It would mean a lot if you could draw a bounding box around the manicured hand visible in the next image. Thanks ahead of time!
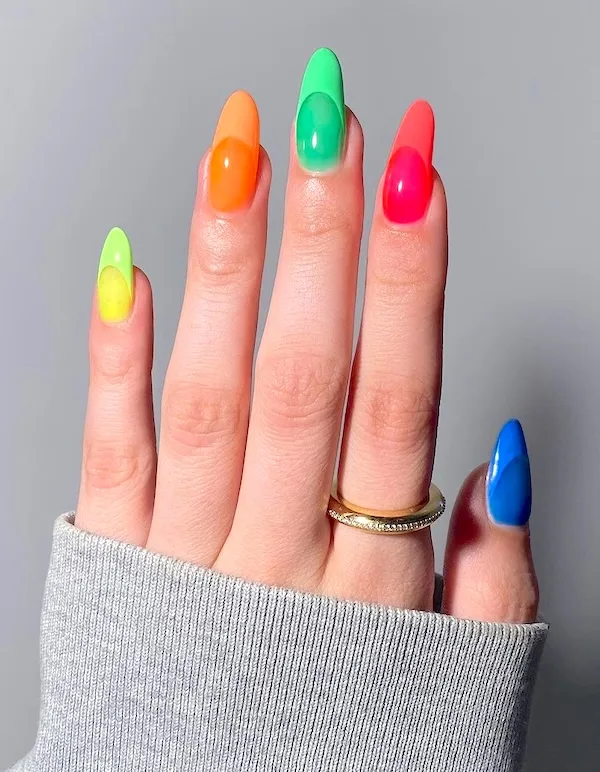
[78,49,538,623]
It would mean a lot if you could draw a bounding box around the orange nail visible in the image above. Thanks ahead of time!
[208,91,260,212]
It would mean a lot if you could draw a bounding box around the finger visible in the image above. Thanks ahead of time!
[443,420,539,623]
[338,101,445,511]
[218,50,363,584]
[76,229,156,546]
[328,102,445,609]
[148,92,268,565]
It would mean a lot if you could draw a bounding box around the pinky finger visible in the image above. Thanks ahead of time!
[76,228,156,546]
[442,420,539,623]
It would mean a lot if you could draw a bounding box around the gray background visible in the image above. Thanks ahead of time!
[1,1,598,769]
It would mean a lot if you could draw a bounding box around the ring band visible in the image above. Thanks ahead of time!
[327,483,445,534]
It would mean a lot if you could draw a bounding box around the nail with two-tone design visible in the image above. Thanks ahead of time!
[97,227,134,323]
[208,90,260,212]
[296,48,346,172]
[383,100,435,224]
[486,419,532,527]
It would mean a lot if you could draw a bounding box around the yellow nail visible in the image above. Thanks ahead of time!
[97,227,134,323]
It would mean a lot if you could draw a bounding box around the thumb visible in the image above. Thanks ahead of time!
[442,419,539,623]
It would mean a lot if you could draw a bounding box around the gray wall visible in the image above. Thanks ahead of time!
[1,1,598,769]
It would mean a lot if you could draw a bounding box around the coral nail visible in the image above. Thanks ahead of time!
[97,227,134,324]
[382,100,435,224]
[295,48,346,172]
[209,90,260,212]
[486,419,532,527]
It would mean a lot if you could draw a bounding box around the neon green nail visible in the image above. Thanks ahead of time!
[295,48,346,172]
[97,227,134,323]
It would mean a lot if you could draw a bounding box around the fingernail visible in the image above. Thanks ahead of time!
[209,90,260,212]
[382,100,435,224]
[486,419,532,527]
[296,48,345,172]
[97,227,134,324]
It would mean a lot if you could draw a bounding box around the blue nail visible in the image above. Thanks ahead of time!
[486,419,532,526]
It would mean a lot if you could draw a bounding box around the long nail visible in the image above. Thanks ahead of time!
[209,90,260,212]
[486,419,532,527]
[382,100,435,224]
[296,48,345,172]
[97,227,134,324]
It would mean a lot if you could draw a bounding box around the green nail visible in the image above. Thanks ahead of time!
[97,227,134,323]
[296,48,345,172]
[97,227,133,293]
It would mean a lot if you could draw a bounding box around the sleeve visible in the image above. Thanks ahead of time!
[8,513,548,772]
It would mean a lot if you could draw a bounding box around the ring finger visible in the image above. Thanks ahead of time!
[330,101,448,608]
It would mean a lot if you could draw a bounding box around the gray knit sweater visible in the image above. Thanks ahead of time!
[8,514,548,771]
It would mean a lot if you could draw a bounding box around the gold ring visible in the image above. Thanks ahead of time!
[327,483,445,534]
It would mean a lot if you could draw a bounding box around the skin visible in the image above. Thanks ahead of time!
[77,111,539,623]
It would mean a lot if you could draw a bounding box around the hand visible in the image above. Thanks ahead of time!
[76,50,538,623]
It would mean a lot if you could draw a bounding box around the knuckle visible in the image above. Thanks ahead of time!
[189,217,249,283]
[372,231,445,300]
[474,570,539,623]
[288,216,349,250]
[286,181,357,253]
[83,439,151,492]
[91,343,135,386]
[162,381,243,451]
[355,378,437,455]
[256,351,346,432]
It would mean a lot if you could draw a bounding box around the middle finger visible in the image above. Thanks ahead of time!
[218,50,363,585]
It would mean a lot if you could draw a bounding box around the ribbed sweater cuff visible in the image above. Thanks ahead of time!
[15,514,548,772]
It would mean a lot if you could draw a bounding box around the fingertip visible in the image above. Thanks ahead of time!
[196,143,272,218]
[344,108,365,164]
[379,100,438,227]
[290,102,364,177]
[256,145,273,192]
[427,170,448,228]
[91,263,153,334]
[447,463,489,550]
[208,90,261,213]
[287,107,364,192]
[96,227,133,325]
[89,265,154,397]
[132,266,153,306]
[443,461,539,624]
[487,418,532,528]
[295,48,346,173]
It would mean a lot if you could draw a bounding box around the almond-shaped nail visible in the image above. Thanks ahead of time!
[208,91,260,212]
[295,48,345,172]
[486,419,532,527]
[97,227,134,323]
[382,100,435,224]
